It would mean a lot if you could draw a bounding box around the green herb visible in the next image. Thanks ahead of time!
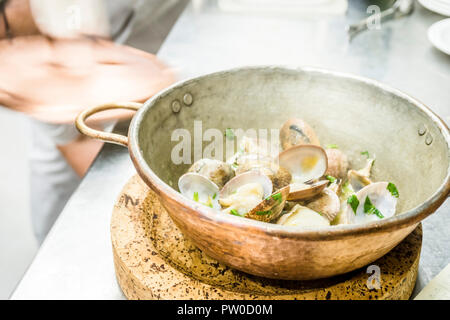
[225,128,235,139]
[212,193,217,200]
[387,183,399,198]
[204,196,214,208]
[363,196,384,219]
[230,209,241,216]
[193,191,199,202]
[271,192,282,204]
[256,210,272,216]
[361,151,370,158]
[347,195,360,215]
[326,144,339,149]
[326,175,337,185]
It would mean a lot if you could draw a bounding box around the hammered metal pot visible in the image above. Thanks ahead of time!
[76,66,450,280]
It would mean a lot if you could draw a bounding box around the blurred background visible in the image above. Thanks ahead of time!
[1,0,449,299]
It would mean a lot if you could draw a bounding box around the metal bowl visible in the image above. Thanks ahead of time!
[76,66,450,280]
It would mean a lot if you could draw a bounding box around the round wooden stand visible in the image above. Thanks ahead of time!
[111,175,421,300]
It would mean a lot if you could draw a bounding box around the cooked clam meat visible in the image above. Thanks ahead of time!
[277,204,330,228]
[220,182,266,217]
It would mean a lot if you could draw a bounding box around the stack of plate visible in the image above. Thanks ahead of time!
[428,18,450,55]
[419,0,450,16]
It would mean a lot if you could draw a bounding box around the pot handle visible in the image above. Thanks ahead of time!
[75,102,143,147]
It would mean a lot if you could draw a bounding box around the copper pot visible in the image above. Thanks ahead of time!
[76,66,450,280]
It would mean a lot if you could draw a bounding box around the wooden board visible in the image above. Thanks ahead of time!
[111,175,421,300]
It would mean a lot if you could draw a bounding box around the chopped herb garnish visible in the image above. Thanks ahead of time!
[347,195,360,215]
[361,151,370,158]
[204,196,213,208]
[225,128,235,139]
[193,191,199,202]
[256,210,272,216]
[212,193,217,200]
[326,175,337,185]
[387,183,399,198]
[230,209,241,216]
[271,192,282,204]
[363,196,384,219]
[326,144,339,149]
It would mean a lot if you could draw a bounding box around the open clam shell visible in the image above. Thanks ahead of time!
[246,185,290,223]
[219,171,273,200]
[347,158,375,192]
[235,158,291,191]
[345,181,398,224]
[178,172,220,209]
[287,180,328,201]
[188,158,235,189]
[278,145,328,201]
[304,188,341,222]
[278,145,328,183]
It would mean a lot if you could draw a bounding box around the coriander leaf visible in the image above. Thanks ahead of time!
[193,191,199,202]
[230,209,241,216]
[326,144,339,149]
[256,210,272,216]
[387,182,399,198]
[326,175,337,184]
[363,196,384,219]
[271,192,282,204]
[347,194,359,215]
[361,151,370,158]
[225,128,235,140]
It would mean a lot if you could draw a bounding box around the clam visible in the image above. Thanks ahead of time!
[280,118,320,150]
[347,158,375,192]
[246,186,290,222]
[219,171,273,200]
[325,148,349,179]
[188,158,235,189]
[277,204,330,228]
[219,171,273,218]
[345,181,398,224]
[178,172,220,209]
[304,188,341,222]
[219,171,289,222]
[235,157,291,190]
[278,145,328,201]
[287,180,328,201]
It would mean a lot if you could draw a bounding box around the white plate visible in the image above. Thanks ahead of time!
[419,0,450,16]
[428,18,450,55]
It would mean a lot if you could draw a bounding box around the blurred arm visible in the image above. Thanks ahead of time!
[0,0,39,38]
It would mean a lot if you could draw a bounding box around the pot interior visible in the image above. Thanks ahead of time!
[136,67,449,214]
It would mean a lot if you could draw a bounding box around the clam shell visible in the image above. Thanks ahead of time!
[188,158,235,189]
[304,188,340,222]
[178,172,220,209]
[219,171,273,200]
[278,145,328,184]
[325,148,349,179]
[246,186,290,222]
[235,158,291,190]
[279,118,320,150]
[287,180,328,201]
[345,181,398,224]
